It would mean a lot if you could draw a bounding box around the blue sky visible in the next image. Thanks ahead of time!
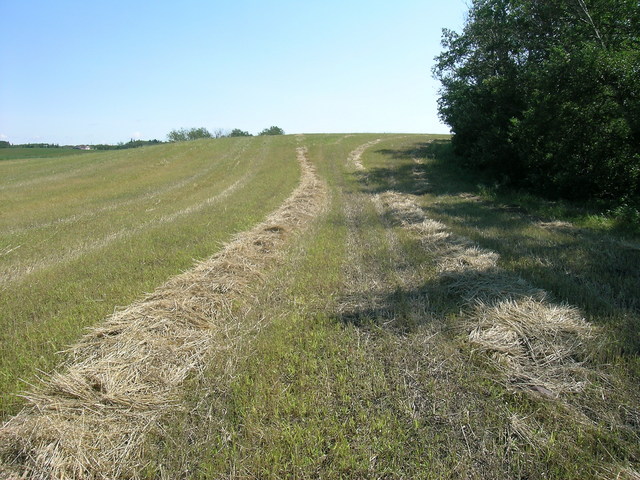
[0,0,467,145]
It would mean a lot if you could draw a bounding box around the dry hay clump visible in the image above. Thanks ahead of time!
[0,146,327,480]
[376,189,598,398]
[376,191,447,236]
[467,297,595,396]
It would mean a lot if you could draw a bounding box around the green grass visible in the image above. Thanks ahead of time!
[146,135,639,478]
[0,147,93,161]
[0,137,300,416]
[1,134,638,478]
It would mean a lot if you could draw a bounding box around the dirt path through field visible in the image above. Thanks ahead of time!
[0,145,328,479]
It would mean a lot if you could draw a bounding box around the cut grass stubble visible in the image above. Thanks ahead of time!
[0,146,328,479]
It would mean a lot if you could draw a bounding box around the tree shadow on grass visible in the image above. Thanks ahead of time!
[351,138,640,355]
[357,140,476,197]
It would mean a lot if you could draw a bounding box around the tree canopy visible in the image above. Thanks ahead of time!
[167,127,213,142]
[228,129,252,137]
[258,126,285,136]
[434,0,640,204]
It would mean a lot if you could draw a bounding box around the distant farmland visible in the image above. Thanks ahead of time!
[1,134,638,479]
[0,147,93,161]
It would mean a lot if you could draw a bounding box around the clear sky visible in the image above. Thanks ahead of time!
[0,0,467,145]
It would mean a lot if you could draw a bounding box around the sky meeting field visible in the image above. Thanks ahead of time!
[0,1,467,145]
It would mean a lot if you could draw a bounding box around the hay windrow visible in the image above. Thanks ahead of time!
[468,297,595,395]
[347,138,381,171]
[375,190,597,397]
[0,146,327,479]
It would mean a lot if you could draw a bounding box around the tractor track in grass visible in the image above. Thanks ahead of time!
[0,144,328,479]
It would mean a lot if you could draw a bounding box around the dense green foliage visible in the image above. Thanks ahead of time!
[434,0,640,206]
[259,125,285,136]
[228,128,253,137]
[167,127,213,142]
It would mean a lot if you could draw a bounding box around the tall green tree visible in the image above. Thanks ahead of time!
[228,128,252,137]
[434,0,640,202]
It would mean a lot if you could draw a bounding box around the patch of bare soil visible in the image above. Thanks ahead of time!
[0,146,327,479]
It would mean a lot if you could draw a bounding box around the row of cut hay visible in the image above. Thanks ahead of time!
[346,138,381,171]
[0,146,327,480]
[375,190,595,398]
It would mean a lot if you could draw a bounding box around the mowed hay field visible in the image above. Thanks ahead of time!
[1,134,639,479]
[0,137,299,416]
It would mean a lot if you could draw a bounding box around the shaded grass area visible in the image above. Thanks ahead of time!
[0,137,300,417]
[364,140,640,358]
[148,135,639,478]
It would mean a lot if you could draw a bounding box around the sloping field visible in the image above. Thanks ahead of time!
[0,137,300,416]
[1,134,639,478]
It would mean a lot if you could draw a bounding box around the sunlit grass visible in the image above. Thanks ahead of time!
[0,137,300,416]
[152,134,638,478]
[2,134,638,478]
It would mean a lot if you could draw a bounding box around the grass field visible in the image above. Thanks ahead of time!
[0,137,300,416]
[0,147,93,161]
[1,134,639,478]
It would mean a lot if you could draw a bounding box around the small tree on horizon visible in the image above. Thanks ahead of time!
[258,126,284,136]
[228,128,252,137]
[167,127,213,142]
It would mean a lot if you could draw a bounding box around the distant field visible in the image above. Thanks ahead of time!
[0,147,93,160]
[1,134,638,479]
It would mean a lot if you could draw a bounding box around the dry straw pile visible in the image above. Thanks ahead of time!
[375,190,595,398]
[0,146,327,479]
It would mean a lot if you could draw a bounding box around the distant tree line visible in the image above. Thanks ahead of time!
[166,126,285,142]
[2,142,60,148]
[2,124,287,151]
[434,0,640,207]
[258,126,285,136]
[228,129,252,137]
[93,139,163,150]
